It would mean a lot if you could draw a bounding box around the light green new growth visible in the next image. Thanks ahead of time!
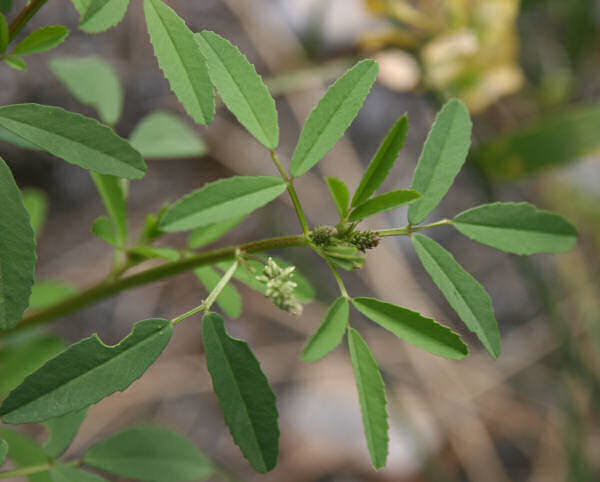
[325,177,350,219]
[348,189,421,221]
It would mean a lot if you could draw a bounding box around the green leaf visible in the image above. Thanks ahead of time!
[160,176,286,232]
[290,60,379,177]
[144,0,214,125]
[408,99,472,225]
[0,157,36,330]
[0,125,39,149]
[50,56,123,125]
[352,297,467,359]
[29,281,76,310]
[22,188,48,238]
[412,234,500,358]
[91,216,117,246]
[347,328,389,469]
[0,318,173,424]
[91,173,127,245]
[0,428,51,482]
[474,102,600,179]
[195,30,278,149]
[0,104,146,179]
[13,25,69,56]
[51,465,107,482]
[219,257,315,303]
[325,177,350,219]
[0,13,8,54]
[453,202,577,255]
[4,54,26,71]
[129,110,207,159]
[43,408,87,458]
[195,267,242,319]
[78,0,130,33]
[0,0,11,14]
[84,426,214,481]
[202,312,279,473]
[301,297,348,362]
[0,332,64,397]
[70,0,90,15]
[188,217,244,249]
[0,439,7,466]
[348,189,421,222]
[352,115,409,207]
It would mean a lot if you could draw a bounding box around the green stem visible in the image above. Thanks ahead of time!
[377,219,453,237]
[270,150,310,235]
[171,255,240,326]
[325,257,351,300]
[16,235,307,331]
[8,0,49,42]
[0,459,79,479]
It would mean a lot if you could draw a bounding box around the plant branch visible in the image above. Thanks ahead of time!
[171,254,241,326]
[0,459,79,479]
[377,219,453,237]
[270,150,310,235]
[16,235,307,330]
[8,0,49,42]
[324,257,351,300]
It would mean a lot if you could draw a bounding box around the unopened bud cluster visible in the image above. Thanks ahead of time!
[256,257,303,316]
[350,230,380,252]
[310,225,337,247]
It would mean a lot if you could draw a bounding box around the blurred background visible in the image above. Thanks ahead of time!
[2,0,600,480]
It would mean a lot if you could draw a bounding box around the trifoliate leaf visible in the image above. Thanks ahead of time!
[348,189,420,222]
